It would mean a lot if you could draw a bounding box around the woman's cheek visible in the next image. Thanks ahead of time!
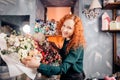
[61,27,63,32]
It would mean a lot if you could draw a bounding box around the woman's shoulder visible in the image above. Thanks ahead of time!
[73,45,84,51]
[70,46,84,53]
[78,45,84,50]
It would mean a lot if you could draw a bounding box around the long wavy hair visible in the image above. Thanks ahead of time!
[57,14,86,54]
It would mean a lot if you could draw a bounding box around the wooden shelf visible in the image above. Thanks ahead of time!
[102,30,120,32]
[102,1,120,73]
[104,2,120,9]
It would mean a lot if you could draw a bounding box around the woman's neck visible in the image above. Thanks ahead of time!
[66,38,70,41]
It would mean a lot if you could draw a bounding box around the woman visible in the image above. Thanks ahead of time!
[22,14,86,80]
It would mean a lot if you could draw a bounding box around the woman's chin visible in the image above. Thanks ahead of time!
[62,36,67,38]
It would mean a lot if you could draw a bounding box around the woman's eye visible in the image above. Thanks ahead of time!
[68,26,72,29]
[62,25,65,28]
[63,25,65,27]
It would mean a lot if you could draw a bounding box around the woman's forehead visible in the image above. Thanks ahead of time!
[64,19,75,26]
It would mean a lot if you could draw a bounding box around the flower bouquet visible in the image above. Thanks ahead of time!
[0,32,61,79]
[31,33,62,79]
[0,33,41,79]
[31,32,61,65]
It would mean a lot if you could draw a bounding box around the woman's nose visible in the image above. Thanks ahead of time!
[63,28,67,31]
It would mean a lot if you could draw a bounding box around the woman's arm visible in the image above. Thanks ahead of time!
[37,47,84,76]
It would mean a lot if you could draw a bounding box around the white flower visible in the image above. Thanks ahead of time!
[14,37,20,47]
[8,47,15,52]
[18,49,28,59]
[0,33,7,38]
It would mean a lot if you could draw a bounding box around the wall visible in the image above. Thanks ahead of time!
[0,15,30,34]
[47,7,71,21]
[0,0,36,34]
[36,0,44,20]
[77,0,113,79]
[74,0,79,16]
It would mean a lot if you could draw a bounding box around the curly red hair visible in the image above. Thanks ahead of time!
[57,14,86,54]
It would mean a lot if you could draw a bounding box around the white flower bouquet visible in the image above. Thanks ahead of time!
[0,33,43,79]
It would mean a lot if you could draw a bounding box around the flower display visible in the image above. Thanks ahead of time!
[0,33,61,65]
[34,19,57,35]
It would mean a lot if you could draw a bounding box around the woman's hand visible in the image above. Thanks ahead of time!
[21,56,40,68]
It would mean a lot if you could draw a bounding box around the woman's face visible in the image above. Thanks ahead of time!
[61,19,75,40]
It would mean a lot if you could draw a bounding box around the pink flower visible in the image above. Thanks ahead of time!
[104,76,116,80]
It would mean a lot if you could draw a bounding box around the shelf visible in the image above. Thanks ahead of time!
[102,30,120,32]
[104,2,120,9]
[102,1,120,72]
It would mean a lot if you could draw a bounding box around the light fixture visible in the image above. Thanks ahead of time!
[23,24,30,34]
[83,0,102,20]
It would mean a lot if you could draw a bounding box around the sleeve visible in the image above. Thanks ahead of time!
[37,47,83,76]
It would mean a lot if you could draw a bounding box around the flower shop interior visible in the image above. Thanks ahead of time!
[0,0,120,80]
